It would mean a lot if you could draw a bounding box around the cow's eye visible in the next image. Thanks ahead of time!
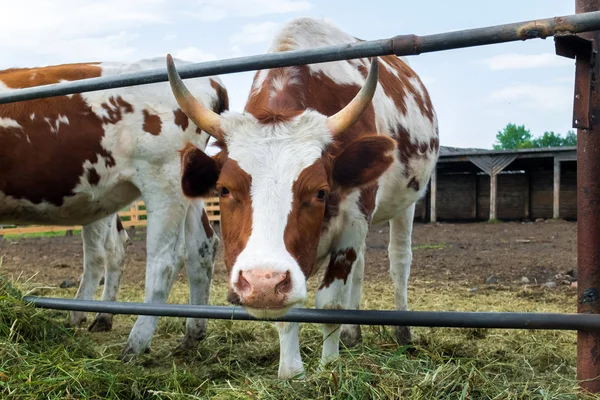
[316,189,327,202]
[219,187,230,197]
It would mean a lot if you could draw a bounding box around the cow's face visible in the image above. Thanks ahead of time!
[167,55,394,318]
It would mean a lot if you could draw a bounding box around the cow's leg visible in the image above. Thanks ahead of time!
[316,221,368,368]
[275,321,304,379]
[121,198,188,358]
[388,203,416,344]
[339,250,365,348]
[179,201,219,350]
[89,215,130,332]
[67,217,110,327]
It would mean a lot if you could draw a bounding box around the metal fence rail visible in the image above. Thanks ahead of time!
[2,10,600,104]
[22,296,600,331]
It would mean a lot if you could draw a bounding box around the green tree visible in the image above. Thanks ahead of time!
[531,131,564,148]
[563,130,577,146]
[493,124,577,149]
[493,123,533,150]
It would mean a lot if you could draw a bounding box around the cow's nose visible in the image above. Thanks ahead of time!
[235,269,292,309]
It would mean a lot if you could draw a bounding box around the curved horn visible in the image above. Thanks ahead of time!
[326,58,379,137]
[166,54,223,140]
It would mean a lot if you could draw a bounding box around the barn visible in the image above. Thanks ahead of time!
[414,146,577,223]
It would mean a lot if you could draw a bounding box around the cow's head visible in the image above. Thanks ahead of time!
[167,55,395,318]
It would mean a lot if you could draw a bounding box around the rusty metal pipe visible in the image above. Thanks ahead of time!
[2,11,600,104]
[577,0,600,393]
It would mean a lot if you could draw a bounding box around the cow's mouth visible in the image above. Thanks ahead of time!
[243,304,293,320]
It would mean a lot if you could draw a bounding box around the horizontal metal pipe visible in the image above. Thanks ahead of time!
[2,11,600,104]
[23,296,600,331]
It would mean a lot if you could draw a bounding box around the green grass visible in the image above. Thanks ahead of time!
[412,243,447,250]
[3,229,82,240]
[0,268,598,399]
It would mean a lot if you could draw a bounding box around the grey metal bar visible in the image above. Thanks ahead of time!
[23,296,600,331]
[2,11,600,104]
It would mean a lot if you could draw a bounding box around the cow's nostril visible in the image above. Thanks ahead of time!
[275,271,292,294]
[236,271,252,295]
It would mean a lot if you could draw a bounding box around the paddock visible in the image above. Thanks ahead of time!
[0,220,582,397]
[1,2,600,398]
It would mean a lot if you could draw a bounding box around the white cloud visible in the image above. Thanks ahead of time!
[0,0,168,66]
[229,22,281,46]
[489,84,572,111]
[163,33,177,41]
[188,0,312,21]
[43,32,139,63]
[480,53,573,71]
[173,47,218,63]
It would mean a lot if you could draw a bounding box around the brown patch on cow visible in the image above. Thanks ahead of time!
[245,65,375,149]
[0,63,120,207]
[429,137,440,153]
[395,125,434,178]
[100,96,134,124]
[359,184,378,221]
[195,127,204,135]
[216,158,253,271]
[143,110,162,135]
[201,209,214,239]
[87,168,100,186]
[209,78,230,114]
[319,248,358,289]
[284,160,330,277]
[377,54,434,123]
[407,177,420,191]
[173,109,189,132]
[331,135,395,191]
[116,217,124,232]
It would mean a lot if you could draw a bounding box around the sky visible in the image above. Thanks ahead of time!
[0,0,578,150]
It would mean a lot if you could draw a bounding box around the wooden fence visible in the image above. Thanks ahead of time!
[0,198,221,236]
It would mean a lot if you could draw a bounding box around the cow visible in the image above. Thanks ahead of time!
[0,57,227,355]
[166,17,439,379]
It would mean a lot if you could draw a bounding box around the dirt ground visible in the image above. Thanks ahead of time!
[0,219,577,289]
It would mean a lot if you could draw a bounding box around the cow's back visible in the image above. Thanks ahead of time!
[0,58,224,226]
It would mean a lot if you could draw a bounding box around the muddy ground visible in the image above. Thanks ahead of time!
[0,219,577,290]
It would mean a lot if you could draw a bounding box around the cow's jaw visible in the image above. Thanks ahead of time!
[222,111,332,317]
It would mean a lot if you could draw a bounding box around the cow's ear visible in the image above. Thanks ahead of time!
[331,135,395,191]
[180,145,220,198]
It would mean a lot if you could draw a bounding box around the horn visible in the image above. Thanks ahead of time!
[166,54,223,140]
[326,57,379,137]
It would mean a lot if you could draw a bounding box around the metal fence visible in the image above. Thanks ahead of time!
[8,1,600,393]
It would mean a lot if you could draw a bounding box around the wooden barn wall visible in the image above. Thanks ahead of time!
[414,163,577,222]
[529,168,576,220]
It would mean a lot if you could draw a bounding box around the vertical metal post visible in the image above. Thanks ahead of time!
[430,167,437,223]
[553,158,561,219]
[577,0,600,393]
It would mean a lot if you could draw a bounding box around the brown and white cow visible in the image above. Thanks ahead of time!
[0,57,227,356]
[167,17,439,378]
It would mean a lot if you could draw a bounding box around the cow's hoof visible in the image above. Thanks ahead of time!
[88,315,113,332]
[340,324,362,348]
[393,326,412,345]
